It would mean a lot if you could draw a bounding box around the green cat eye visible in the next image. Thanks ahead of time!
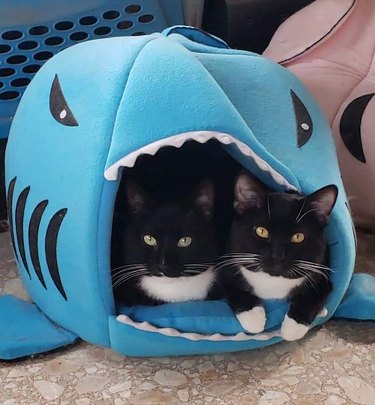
[178,237,192,248]
[143,234,157,247]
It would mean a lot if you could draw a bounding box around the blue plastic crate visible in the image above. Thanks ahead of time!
[0,0,184,139]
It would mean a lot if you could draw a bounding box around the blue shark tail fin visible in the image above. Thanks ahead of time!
[333,273,375,320]
[0,295,78,360]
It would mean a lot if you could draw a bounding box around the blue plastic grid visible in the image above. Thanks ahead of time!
[0,0,184,138]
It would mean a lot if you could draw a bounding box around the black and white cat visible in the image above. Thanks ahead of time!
[112,178,220,306]
[220,172,337,341]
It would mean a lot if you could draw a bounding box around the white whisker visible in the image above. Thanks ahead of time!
[215,260,260,271]
[293,264,329,282]
[296,208,318,223]
[112,267,148,280]
[112,269,149,288]
[111,263,145,272]
[220,253,261,258]
[295,197,306,223]
[112,269,148,282]
[295,260,333,272]
[113,275,148,289]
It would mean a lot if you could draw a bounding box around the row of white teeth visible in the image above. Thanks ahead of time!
[104,130,294,190]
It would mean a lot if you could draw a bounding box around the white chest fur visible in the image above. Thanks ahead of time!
[240,266,305,300]
[140,268,215,303]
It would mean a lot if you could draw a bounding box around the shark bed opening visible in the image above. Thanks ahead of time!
[105,131,329,355]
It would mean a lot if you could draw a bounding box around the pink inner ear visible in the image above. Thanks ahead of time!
[263,0,356,64]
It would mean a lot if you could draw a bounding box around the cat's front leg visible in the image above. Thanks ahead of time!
[225,285,266,333]
[281,279,332,341]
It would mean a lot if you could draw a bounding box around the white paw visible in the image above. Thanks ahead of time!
[281,315,309,341]
[236,306,266,333]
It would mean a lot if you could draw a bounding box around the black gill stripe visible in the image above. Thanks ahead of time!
[339,93,374,163]
[45,208,68,300]
[6,177,19,262]
[15,186,31,278]
[28,200,49,289]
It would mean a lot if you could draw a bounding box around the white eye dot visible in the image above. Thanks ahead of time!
[59,109,67,119]
[301,123,310,131]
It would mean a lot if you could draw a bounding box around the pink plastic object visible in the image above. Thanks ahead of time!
[264,0,375,227]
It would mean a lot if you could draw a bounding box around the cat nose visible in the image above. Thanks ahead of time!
[157,264,177,277]
[158,264,168,272]
[271,247,285,262]
[157,264,172,275]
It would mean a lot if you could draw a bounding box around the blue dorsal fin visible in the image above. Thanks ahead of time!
[0,295,78,360]
[333,273,375,320]
[163,25,229,49]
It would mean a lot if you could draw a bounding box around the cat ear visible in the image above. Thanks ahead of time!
[125,179,148,216]
[306,185,338,225]
[234,172,267,215]
[191,179,215,221]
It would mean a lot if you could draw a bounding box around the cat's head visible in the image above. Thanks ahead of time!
[229,172,338,277]
[122,179,217,278]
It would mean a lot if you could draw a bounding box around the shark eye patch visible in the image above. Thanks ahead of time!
[291,90,313,147]
[339,93,374,163]
[49,74,78,127]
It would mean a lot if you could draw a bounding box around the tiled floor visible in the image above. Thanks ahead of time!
[0,230,374,404]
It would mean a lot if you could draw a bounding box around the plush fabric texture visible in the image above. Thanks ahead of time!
[333,274,375,320]
[119,300,289,335]
[264,0,375,228]
[3,25,362,358]
[0,295,77,360]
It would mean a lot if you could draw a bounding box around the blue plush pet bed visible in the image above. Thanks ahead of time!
[2,26,374,360]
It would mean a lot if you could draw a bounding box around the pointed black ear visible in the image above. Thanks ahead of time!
[234,172,267,215]
[306,185,338,225]
[191,179,215,221]
[126,179,148,216]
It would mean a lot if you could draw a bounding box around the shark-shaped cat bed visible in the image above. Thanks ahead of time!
[2,26,373,360]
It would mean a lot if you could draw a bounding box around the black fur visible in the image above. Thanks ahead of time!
[220,172,337,326]
[112,178,220,306]
[111,140,241,306]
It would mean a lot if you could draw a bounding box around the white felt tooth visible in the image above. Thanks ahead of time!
[318,307,328,318]
[239,145,251,156]
[252,155,262,168]
[104,168,117,181]
[122,155,137,168]
[145,144,160,156]
[219,135,232,145]
[104,131,296,193]
[173,137,187,148]
[117,314,127,324]
[258,160,270,171]
[270,172,285,186]
[196,134,209,143]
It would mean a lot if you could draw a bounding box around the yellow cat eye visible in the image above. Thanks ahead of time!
[143,235,157,247]
[291,232,305,243]
[255,226,270,239]
[177,237,192,248]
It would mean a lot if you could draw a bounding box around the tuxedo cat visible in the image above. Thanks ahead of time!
[220,172,337,341]
[112,178,219,306]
